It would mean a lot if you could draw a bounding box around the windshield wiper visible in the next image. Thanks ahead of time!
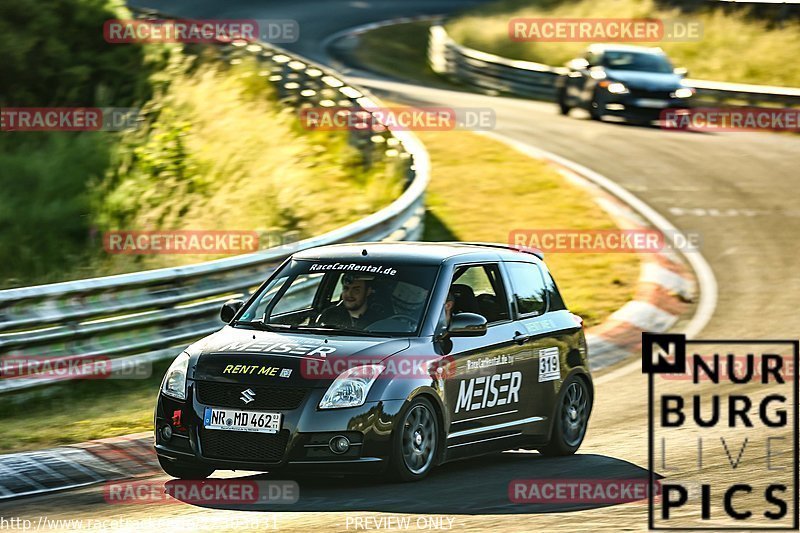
[232,320,291,332]
[287,326,376,337]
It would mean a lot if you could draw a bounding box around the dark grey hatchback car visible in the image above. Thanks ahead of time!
[155,242,593,482]
[557,44,694,123]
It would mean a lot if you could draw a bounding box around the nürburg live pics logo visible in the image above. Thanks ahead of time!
[643,332,798,530]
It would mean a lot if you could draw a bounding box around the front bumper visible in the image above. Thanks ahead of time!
[155,381,406,474]
[598,94,690,121]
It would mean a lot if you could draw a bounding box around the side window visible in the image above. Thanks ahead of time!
[242,275,289,321]
[543,270,567,311]
[270,272,325,316]
[505,262,548,317]
[449,264,510,324]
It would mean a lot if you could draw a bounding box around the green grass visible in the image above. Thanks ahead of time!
[1,47,403,288]
[445,0,800,87]
[0,361,169,453]
[0,19,643,454]
[90,51,403,277]
[351,24,640,327]
[0,127,639,452]
[418,129,639,328]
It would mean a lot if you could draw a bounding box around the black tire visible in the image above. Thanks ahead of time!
[557,88,571,116]
[539,376,592,457]
[588,99,603,121]
[158,455,215,480]
[388,396,440,482]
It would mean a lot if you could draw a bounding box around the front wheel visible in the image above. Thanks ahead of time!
[557,88,571,116]
[539,377,592,457]
[158,455,215,479]
[588,99,603,121]
[388,397,440,482]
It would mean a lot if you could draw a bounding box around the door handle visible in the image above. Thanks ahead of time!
[513,331,531,345]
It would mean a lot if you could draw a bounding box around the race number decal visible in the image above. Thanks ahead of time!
[538,347,560,382]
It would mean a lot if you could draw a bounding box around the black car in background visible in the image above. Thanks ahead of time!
[155,242,593,482]
[556,44,694,124]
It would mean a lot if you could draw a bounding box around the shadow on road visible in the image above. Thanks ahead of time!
[166,451,656,515]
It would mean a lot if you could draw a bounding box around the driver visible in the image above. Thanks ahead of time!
[435,289,456,337]
[443,289,455,326]
[317,274,388,330]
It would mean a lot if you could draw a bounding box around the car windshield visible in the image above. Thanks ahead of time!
[602,51,674,73]
[235,258,439,336]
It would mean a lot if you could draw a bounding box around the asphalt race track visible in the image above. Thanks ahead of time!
[4,1,799,531]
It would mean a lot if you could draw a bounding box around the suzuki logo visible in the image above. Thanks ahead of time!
[240,388,256,404]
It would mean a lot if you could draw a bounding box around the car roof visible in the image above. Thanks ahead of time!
[588,43,665,55]
[292,241,543,265]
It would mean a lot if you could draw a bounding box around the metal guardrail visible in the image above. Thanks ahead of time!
[429,24,800,107]
[0,16,430,394]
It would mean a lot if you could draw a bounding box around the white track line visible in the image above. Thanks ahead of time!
[479,132,718,384]
[324,20,718,384]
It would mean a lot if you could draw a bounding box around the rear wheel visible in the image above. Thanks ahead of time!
[539,377,591,457]
[388,397,440,482]
[158,455,215,480]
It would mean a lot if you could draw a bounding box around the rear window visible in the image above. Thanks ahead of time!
[505,262,548,317]
[601,51,674,73]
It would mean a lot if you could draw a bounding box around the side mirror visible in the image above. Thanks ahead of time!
[220,299,244,323]
[674,67,688,77]
[447,312,488,338]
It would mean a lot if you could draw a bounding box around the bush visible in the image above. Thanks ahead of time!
[0,0,153,108]
[0,0,157,286]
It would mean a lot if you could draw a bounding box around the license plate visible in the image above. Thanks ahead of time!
[636,98,668,109]
[203,407,282,433]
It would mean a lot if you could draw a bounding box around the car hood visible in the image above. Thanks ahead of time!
[186,326,411,387]
[605,69,683,91]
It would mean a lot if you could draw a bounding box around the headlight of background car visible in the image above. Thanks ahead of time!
[319,364,385,409]
[162,352,190,400]
[671,87,695,99]
[599,80,629,94]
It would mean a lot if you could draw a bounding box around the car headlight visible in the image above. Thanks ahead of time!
[319,364,385,409]
[161,352,190,400]
[606,82,629,94]
[672,87,695,99]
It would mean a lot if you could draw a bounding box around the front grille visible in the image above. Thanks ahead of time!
[200,428,290,462]
[196,382,308,410]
